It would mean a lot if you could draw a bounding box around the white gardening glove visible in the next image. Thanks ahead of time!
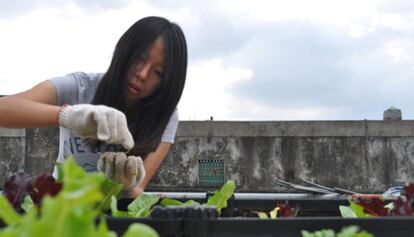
[58,104,134,150]
[97,152,145,189]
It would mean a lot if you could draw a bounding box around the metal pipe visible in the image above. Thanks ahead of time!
[0,190,396,201]
[145,192,398,201]
[234,193,348,200]
[145,192,351,200]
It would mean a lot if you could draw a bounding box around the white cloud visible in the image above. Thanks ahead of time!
[0,1,162,95]
[179,58,253,120]
[227,98,336,120]
[217,0,386,25]
[0,0,414,120]
[386,41,412,63]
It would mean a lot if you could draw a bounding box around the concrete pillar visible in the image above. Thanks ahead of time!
[24,127,59,176]
[0,128,25,187]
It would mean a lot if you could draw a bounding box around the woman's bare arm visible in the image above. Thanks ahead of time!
[0,80,61,128]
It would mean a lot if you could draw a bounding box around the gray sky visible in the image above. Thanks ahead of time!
[0,0,413,120]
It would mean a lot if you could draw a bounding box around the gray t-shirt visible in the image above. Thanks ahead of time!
[49,72,179,175]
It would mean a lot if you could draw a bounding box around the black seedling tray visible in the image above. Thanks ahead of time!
[109,195,411,237]
[105,216,414,237]
[1,194,407,237]
[117,196,351,217]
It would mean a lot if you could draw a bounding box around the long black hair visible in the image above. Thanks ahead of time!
[91,16,187,158]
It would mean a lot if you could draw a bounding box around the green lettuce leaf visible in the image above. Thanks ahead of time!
[0,195,21,225]
[21,195,34,214]
[256,211,269,219]
[302,226,374,237]
[123,223,159,237]
[339,205,357,218]
[301,229,335,237]
[206,180,236,213]
[97,179,123,212]
[110,196,128,217]
[350,201,373,218]
[0,158,158,237]
[182,200,201,207]
[127,194,160,218]
[97,217,117,237]
[160,198,201,207]
[160,198,184,206]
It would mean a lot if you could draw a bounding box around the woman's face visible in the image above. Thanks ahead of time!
[126,37,166,105]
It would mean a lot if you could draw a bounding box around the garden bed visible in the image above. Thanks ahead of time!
[1,159,413,237]
[107,192,410,237]
[106,210,414,237]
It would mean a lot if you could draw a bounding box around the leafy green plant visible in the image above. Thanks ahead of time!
[158,180,236,215]
[160,198,201,207]
[3,173,62,212]
[111,194,160,218]
[301,225,374,237]
[256,207,279,219]
[122,222,159,237]
[339,183,414,218]
[206,180,236,213]
[2,156,122,215]
[97,177,124,212]
[339,201,373,218]
[0,158,158,237]
[256,201,300,219]
[112,180,236,218]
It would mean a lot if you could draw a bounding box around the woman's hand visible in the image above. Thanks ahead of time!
[97,152,145,190]
[123,186,144,198]
[58,104,134,150]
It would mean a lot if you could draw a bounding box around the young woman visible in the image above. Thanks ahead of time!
[0,16,188,197]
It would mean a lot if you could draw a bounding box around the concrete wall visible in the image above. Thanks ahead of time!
[2,120,414,193]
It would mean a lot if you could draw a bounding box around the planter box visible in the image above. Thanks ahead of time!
[106,193,412,237]
[2,192,410,237]
[2,215,413,237]
[105,216,414,237]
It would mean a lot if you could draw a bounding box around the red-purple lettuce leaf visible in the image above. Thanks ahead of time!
[353,197,389,216]
[390,183,414,216]
[387,183,414,216]
[277,201,300,217]
[30,174,62,205]
[390,197,412,216]
[3,173,62,212]
[3,173,34,212]
[403,184,414,201]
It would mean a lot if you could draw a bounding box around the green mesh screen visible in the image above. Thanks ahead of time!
[198,159,225,187]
